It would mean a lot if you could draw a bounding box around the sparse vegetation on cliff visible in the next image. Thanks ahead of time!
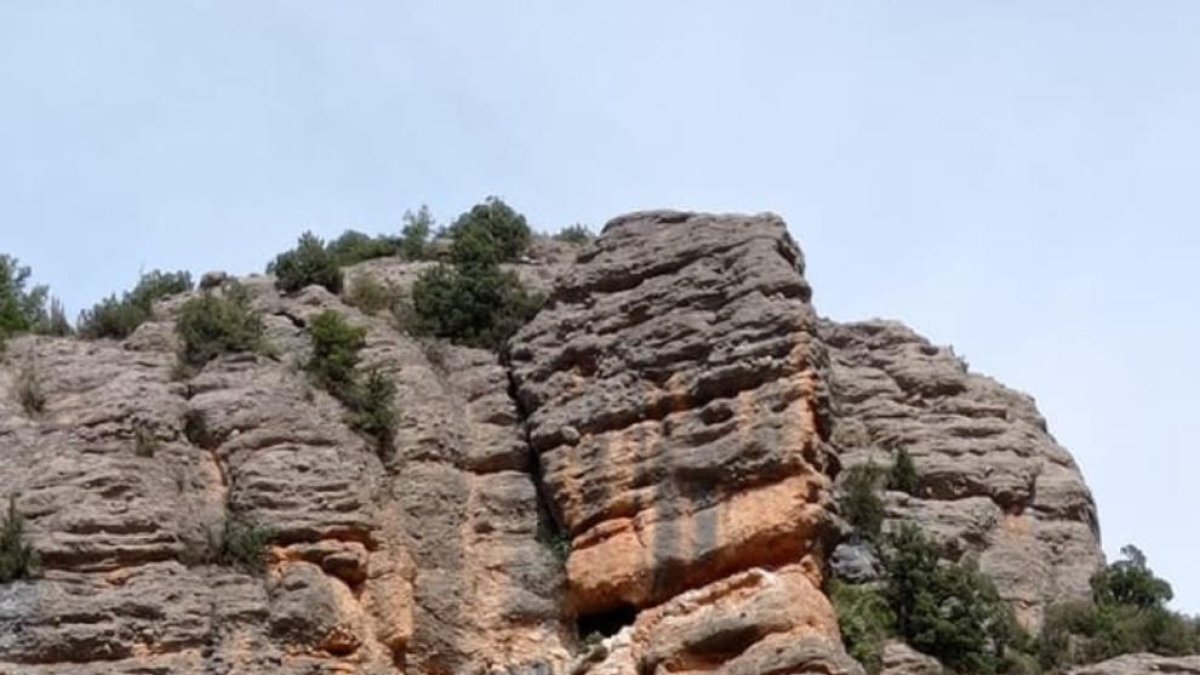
[175,283,266,368]
[16,364,45,415]
[445,196,532,262]
[839,463,885,542]
[1038,545,1200,670]
[210,519,277,574]
[325,230,400,267]
[399,205,435,260]
[554,223,595,244]
[269,231,345,294]
[344,275,398,316]
[884,524,1023,674]
[888,448,918,494]
[79,269,193,339]
[0,497,38,583]
[411,201,542,351]
[830,580,893,674]
[0,254,58,346]
[304,310,396,457]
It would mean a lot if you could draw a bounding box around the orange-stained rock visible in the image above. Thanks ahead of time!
[0,215,1112,674]
[511,211,840,620]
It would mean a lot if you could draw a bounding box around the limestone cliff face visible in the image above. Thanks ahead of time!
[509,212,855,673]
[0,212,1108,674]
[821,320,1104,629]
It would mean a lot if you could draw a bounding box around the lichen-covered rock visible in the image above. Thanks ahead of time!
[821,319,1104,628]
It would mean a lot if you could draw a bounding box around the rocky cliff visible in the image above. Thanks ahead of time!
[0,211,1160,674]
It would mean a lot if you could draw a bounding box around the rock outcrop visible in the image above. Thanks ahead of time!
[510,211,852,671]
[821,320,1103,628]
[1067,653,1200,674]
[0,210,1115,674]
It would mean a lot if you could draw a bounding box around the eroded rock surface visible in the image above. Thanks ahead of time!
[0,264,570,674]
[0,215,1119,673]
[821,319,1104,628]
[1067,653,1200,674]
[511,211,852,670]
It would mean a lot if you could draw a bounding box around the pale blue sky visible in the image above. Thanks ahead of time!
[2,2,1197,612]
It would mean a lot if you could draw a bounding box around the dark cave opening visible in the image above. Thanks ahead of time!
[577,604,639,640]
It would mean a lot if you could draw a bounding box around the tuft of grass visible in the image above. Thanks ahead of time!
[0,496,39,582]
[554,223,595,245]
[888,448,919,495]
[190,519,277,574]
[344,275,397,316]
[133,423,160,458]
[16,365,45,416]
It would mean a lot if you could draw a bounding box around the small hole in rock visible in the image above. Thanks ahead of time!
[577,604,638,640]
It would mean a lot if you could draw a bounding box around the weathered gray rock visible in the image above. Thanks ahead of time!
[830,541,883,583]
[1068,653,1200,674]
[0,255,570,674]
[0,213,1136,673]
[821,319,1104,628]
[881,640,944,675]
[510,211,853,669]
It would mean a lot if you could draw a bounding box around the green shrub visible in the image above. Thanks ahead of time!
[0,255,49,343]
[305,310,366,397]
[303,311,396,456]
[79,270,193,339]
[326,229,400,266]
[554,223,595,245]
[888,448,919,494]
[1091,545,1173,609]
[411,259,542,351]
[347,368,397,455]
[839,463,885,542]
[1039,546,1200,669]
[344,275,396,316]
[0,497,38,582]
[36,298,72,337]
[446,197,532,262]
[175,284,266,368]
[211,519,276,574]
[830,580,894,674]
[400,205,435,260]
[268,231,343,294]
[884,524,1019,674]
[16,365,45,415]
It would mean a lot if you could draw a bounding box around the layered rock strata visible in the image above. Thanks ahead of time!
[0,211,1113,674]
[510,211,855,671]
[820,320,1103,628]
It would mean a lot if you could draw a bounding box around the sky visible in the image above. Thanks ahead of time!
[1,2,1197,612]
